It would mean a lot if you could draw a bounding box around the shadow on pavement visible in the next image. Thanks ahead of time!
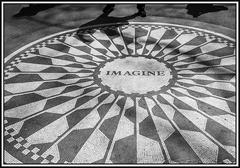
[12,5,140,30]
[77,11,139,42]
[78,12,139,29]
[13,4,60,17]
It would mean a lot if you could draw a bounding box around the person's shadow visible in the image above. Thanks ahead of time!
[77,11,139,42]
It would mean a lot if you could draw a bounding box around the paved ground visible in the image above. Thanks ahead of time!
[4,4,236,57]
[3,3,237,165]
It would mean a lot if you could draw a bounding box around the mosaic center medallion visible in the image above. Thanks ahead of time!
[96,56,175,95]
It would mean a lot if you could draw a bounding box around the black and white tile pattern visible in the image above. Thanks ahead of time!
[4,22,236,164]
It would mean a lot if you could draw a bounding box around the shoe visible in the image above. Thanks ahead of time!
[186,5,228,18]
[187,10,202,18]
[207,5,228,12]
[138,10,146,17]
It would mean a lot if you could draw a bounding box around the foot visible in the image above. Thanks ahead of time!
[186,5,228,18]
[208,5,228,12]
[187,10,202,18]
[138,10,146,17]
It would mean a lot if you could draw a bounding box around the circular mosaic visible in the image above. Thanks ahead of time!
[4,22,236,164]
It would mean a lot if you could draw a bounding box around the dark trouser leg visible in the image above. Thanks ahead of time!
[103,4,115,14]
[103,4,115,13]
[137,4,146,17]
[106,4,115,9]
[137,4,145,11]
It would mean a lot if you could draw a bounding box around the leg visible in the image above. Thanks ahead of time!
[137,4,146,17]
[103,4,115,14]
[137,4,145,11]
